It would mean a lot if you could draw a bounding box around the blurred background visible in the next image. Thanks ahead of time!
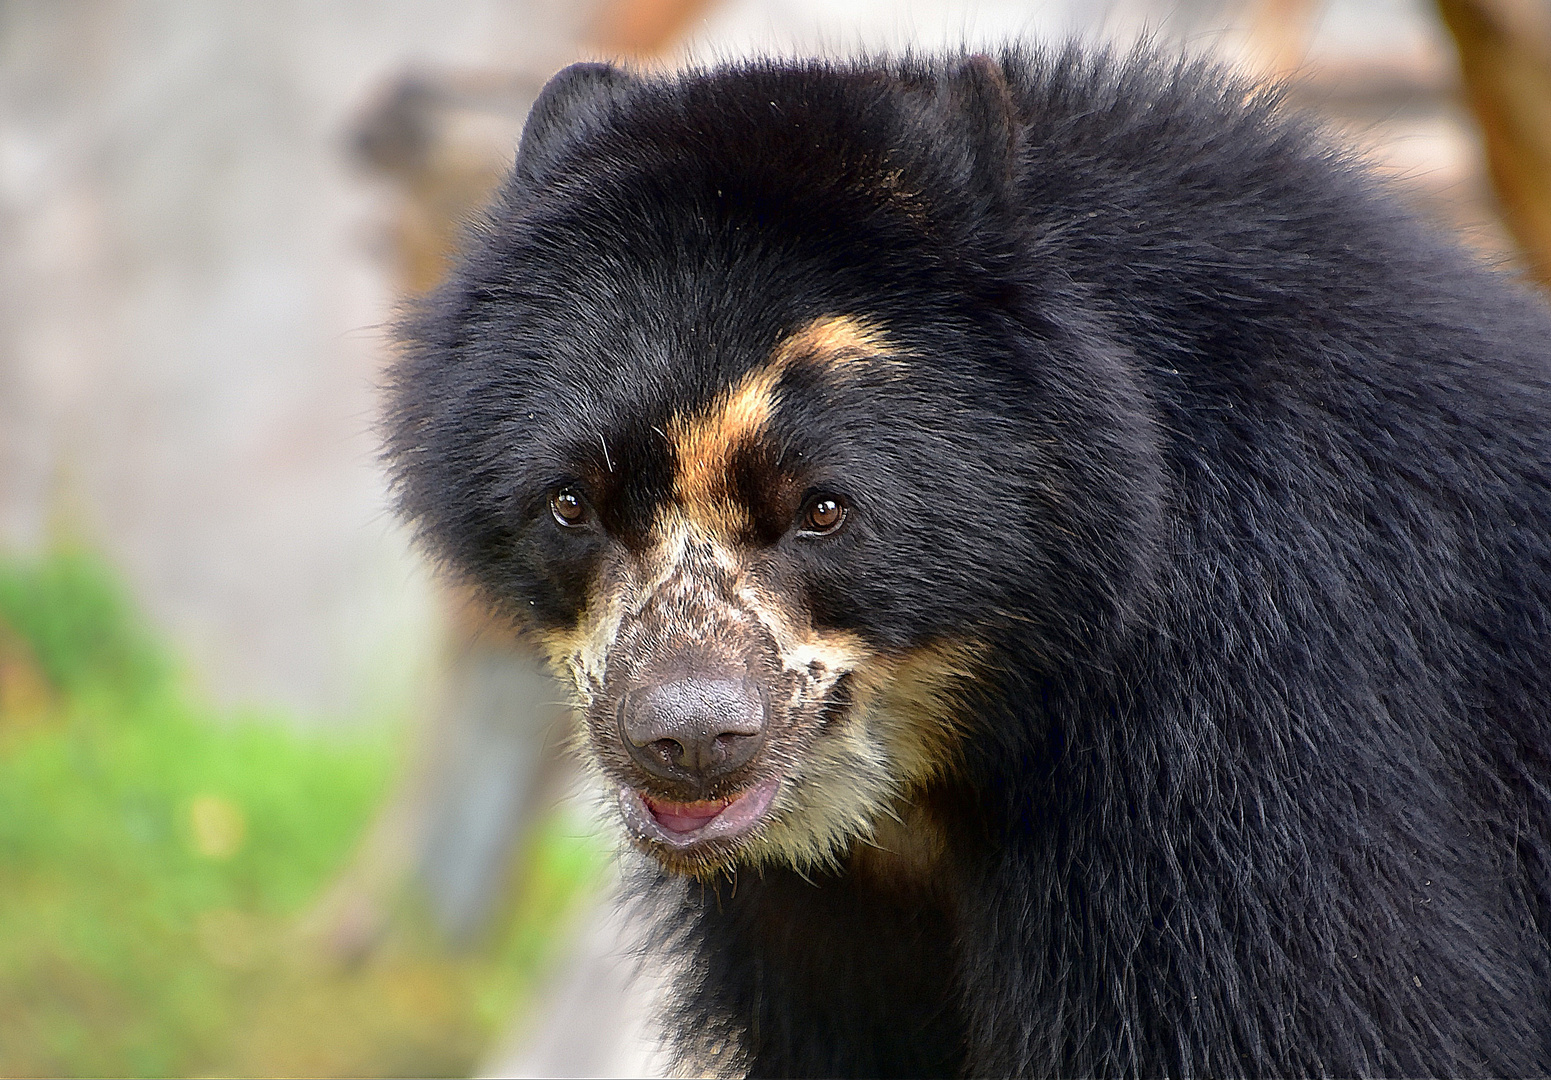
[0,0,1547,1076]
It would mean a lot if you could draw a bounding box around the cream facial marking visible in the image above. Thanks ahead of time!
[665,314,892,537]
[738,638,984,875]
[534,522,698,708]
[770,313,891,370]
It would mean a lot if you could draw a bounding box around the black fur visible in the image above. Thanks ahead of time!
[387,47,1551,1077]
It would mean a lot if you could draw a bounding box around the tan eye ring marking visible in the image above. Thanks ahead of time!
[550,486,590,528]
[798,494,847,537]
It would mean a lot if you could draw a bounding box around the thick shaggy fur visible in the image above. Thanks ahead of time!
[387,48,1551,1077]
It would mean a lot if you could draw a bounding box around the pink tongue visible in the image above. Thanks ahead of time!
[645,797,729,834]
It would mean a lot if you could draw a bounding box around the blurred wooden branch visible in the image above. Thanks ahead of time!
[352,73,541,294]
[1437,0,1551,287]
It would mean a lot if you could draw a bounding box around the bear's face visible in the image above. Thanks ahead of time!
[519,311,986,876]
[474,285,992,868]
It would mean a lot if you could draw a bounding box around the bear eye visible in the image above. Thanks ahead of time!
[798,494,847,537]
[550,487,590,528]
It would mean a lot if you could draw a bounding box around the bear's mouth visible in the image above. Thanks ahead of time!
[619,777,780,850]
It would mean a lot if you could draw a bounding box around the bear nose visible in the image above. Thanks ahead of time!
[619,676,765,783]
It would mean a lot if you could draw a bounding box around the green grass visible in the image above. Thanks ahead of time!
[0,548,608,1078]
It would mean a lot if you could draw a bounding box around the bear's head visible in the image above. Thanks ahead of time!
[386,58,1165,877]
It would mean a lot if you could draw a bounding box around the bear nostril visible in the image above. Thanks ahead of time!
[648,737,686,767]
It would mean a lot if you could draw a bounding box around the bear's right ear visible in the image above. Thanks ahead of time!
[938,53,1020,208]
[514,62,637,186]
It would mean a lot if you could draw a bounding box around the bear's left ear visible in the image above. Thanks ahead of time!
[937,53,1020,207]
[514,61,638,186]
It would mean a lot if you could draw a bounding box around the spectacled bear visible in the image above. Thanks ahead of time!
[385,47,1551,1077]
